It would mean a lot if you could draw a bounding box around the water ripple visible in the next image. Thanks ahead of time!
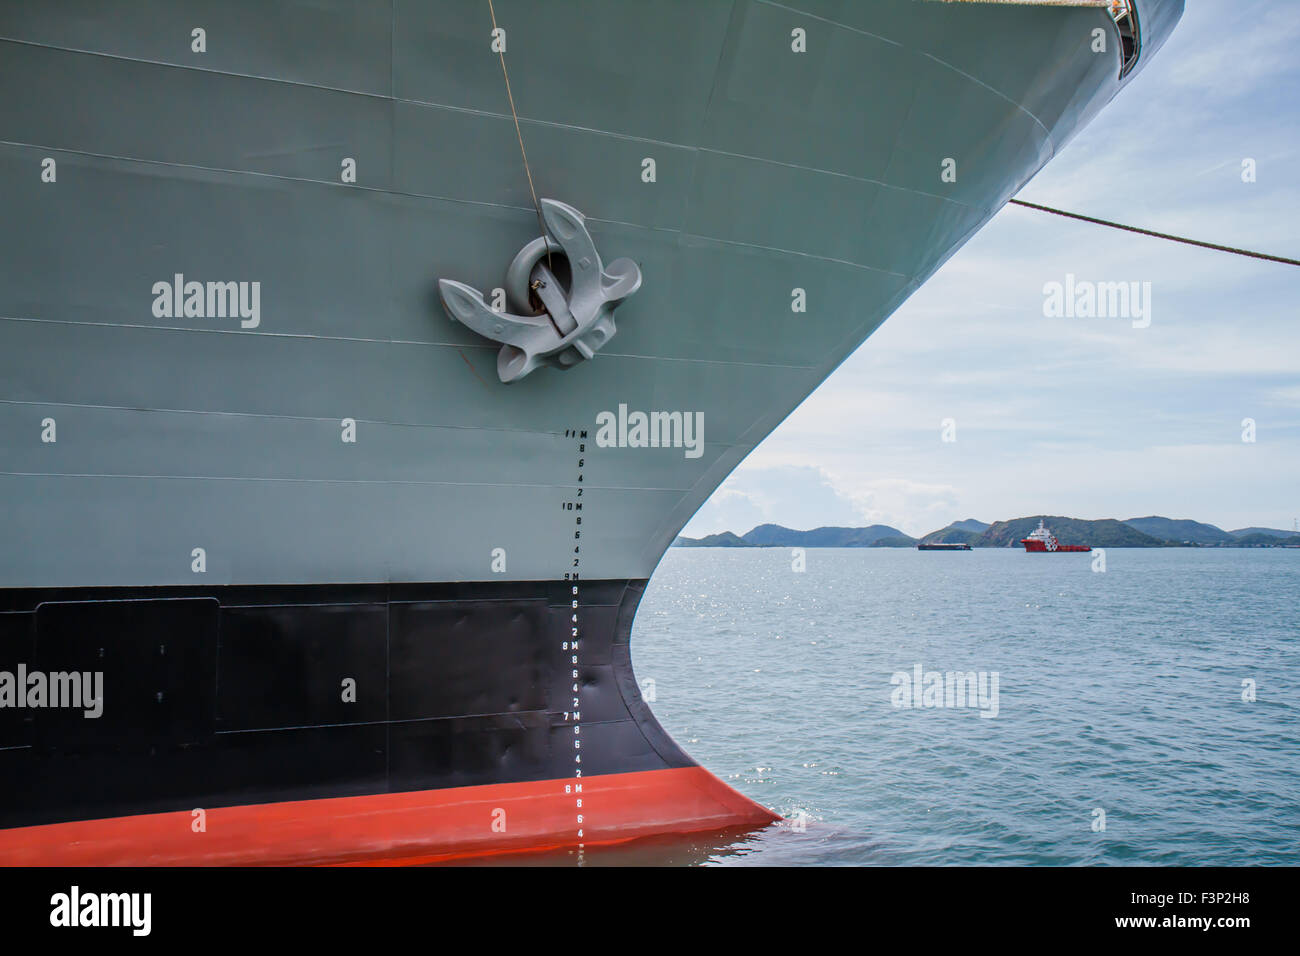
[629,548,1300,866]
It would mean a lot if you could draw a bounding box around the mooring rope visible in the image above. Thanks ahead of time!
[486,0,553,275]
[1008,199,1300,268]
[931,1,1113,6]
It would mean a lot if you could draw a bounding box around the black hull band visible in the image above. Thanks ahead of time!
[0,578,694,832]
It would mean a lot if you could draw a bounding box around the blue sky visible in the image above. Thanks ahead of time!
[685,1,1300,539]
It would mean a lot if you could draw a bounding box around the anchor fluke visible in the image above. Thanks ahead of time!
[439,199,641,383]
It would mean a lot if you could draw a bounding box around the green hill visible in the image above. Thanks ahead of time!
[1231,532,1300,547]
[672,531,747,547]
[919,522,985,545]
[673,523,915,547]
[740,524,911,547]
[872,535,921,548]
[1123,516,1234,545]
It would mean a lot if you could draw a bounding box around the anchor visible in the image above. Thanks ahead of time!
[438,199,642,383]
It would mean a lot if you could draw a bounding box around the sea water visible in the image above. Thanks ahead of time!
[498,547,1297,866]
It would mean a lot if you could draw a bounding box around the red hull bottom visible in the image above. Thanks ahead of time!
[0,767,779,866]
[1020,542,1091,552]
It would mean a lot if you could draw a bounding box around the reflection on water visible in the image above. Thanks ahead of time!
[439,825,773,867]
[438,821,903,866]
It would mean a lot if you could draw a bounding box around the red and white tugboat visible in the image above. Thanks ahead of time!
[1020,519,1091,553]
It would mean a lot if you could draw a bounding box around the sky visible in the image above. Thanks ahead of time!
[684,0,1300,539]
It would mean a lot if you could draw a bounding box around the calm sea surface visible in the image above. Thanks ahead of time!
[498,547,1298,866]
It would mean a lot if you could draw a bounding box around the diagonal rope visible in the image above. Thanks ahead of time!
[929,1,1113,6]
[1008,199,1300,268]
[486,0,552,274]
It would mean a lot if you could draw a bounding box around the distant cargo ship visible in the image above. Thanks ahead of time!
[1020,520,1091,553]
[918,542,972,551]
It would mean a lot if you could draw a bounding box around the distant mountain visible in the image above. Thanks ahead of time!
[673,523,912,548]
[871,535,920,548]
[1123,516,1234,545]
[672,531,748,548]
[976,516,1164,548]
[673,516,1299,549]
[1231,532,1300,547]
[919,520,987,545]
[740,524,911,547]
